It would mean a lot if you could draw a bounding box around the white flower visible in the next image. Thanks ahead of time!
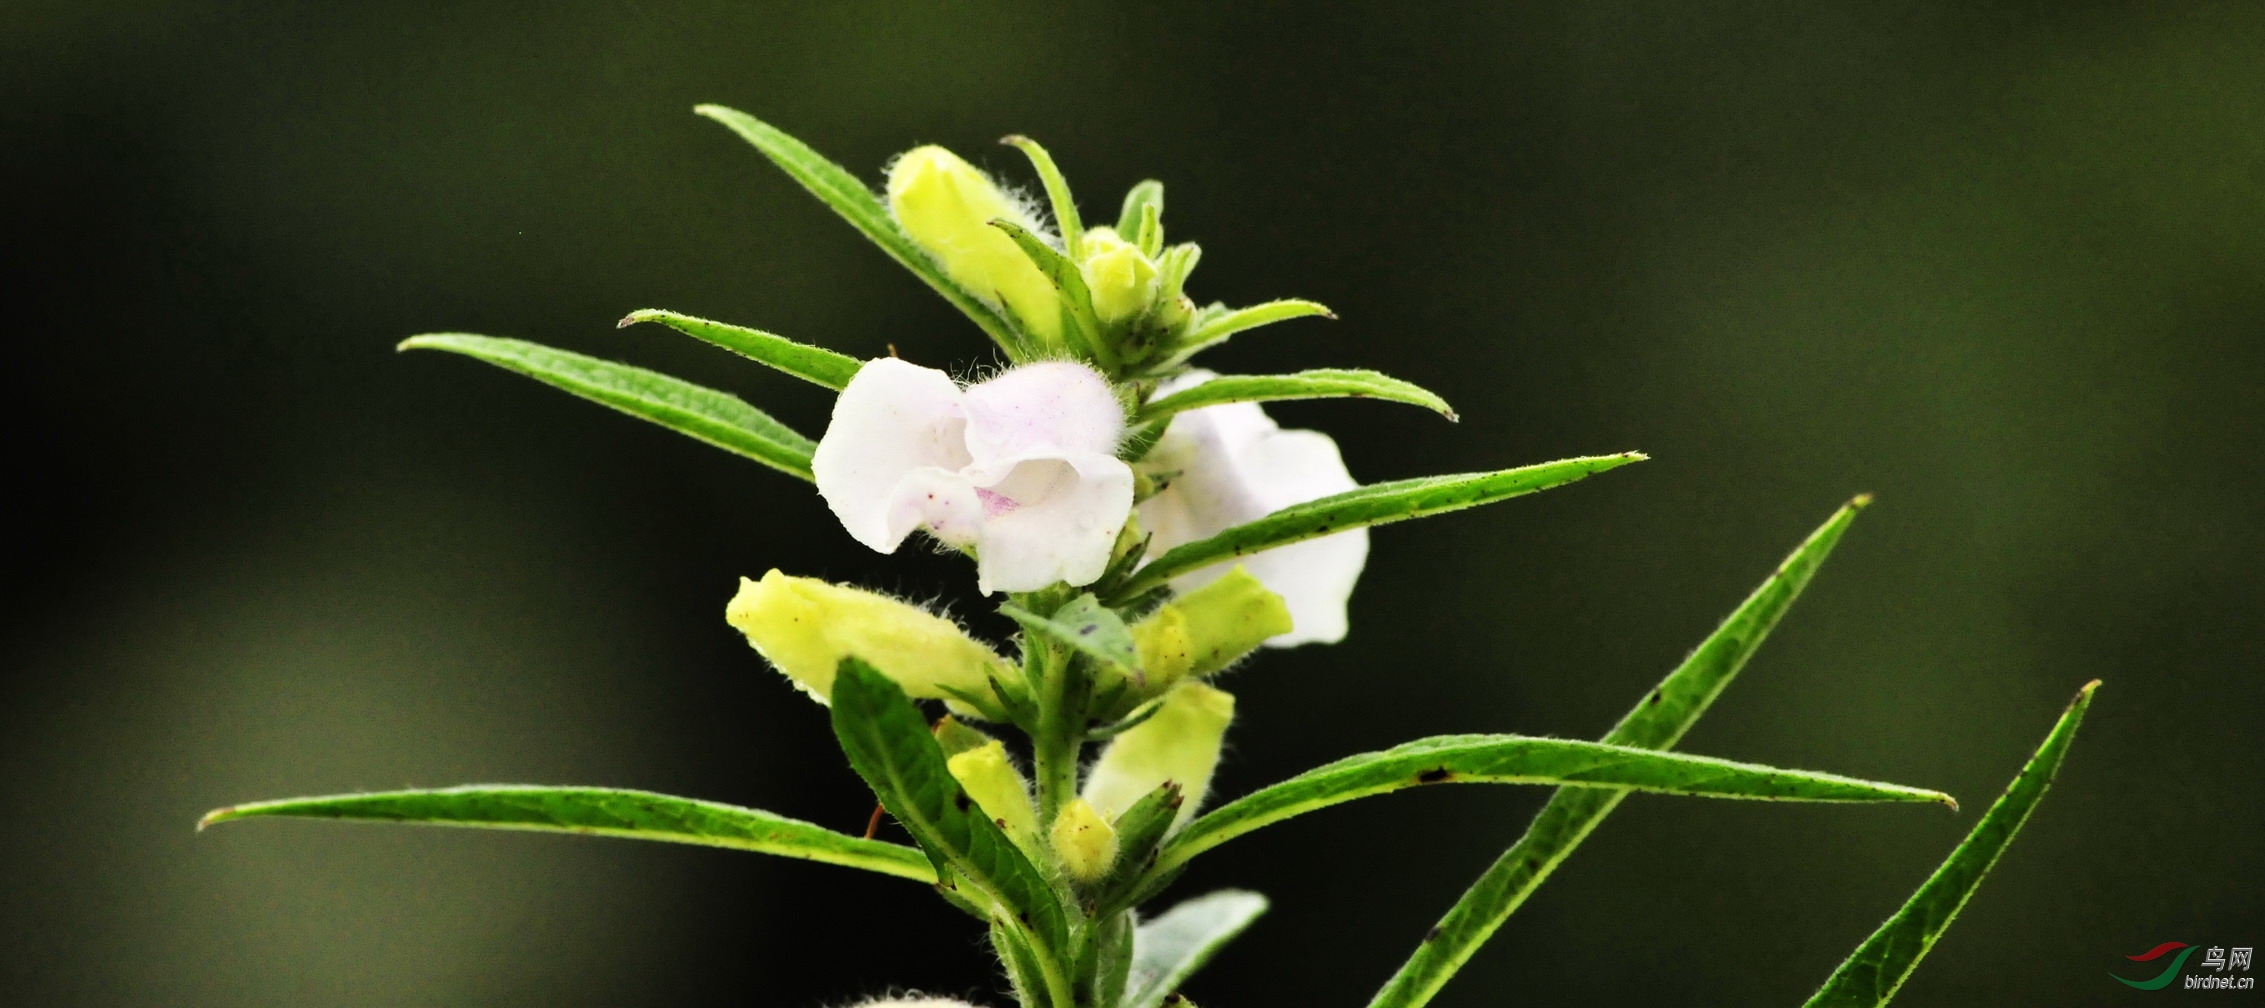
[813,358,1133,594]
[1136,372,1367,646]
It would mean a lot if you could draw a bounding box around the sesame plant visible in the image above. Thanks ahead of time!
[200,107,2099,1008]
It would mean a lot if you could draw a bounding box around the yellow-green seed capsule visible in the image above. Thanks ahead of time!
[1130,566,1293,689]
[724,570,1008,704]
[1082,682,1236,831]
[1049,797,1119,884]
[1078,226,1160,326]
[886,145,1063,345]
[946,740,1039,844]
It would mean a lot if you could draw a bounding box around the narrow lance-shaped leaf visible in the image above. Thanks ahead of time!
[198,786,935,881]
[1156,299,1333,368]
[1113,453,1646,601]
[992,219,1115,371]
[1803,680,2100,1008]
[619,308,861,390]
[1366,497,1873,1008]
[827,658,1071,960]
[1123,890,1269,1008]
[1140,369,1458,423]
[1002,135,1084,256]
[1145,733,1954,885]
[1136,202,1163,257]
[1117,180,1163,240]
[691,105,1028,354]
[400,333,815,481]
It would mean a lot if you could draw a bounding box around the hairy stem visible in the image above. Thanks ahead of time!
[1030,639,1084,824]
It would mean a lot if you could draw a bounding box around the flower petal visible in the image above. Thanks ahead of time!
[1137,375,1366,646]
[883,466,987,549]
[812,358,971,553]
[973,450,1134,593]
[960,361,1125,481]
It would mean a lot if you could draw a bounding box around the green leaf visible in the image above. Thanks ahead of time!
[1157,243,1202,302]
[198,785,934,881]
[1091,911,1137,1008]
[992,919,1051,1008]
[1803,680,2100,1007]
[1003,135,1084,256]
[991,219,1115,371]
[1140,368,1457,423]
[1112,453,1646,601]
[691,105,1029,355]
[1122,890,1268,1008]
[1155,298,1333,368]
[1148,734,1953,885]
[619,308,860,390]
[1116,180,1163,240]
[1001,594,1141,677]
[1103,782,1184,884]
[1096,781,1186,916]
[400,333,815,481]
[1366,497,1873,1008]
[1136,201,1164,257]
[828,658,1070,956]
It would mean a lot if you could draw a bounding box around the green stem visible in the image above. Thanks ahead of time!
[1005,594,1100,1008]
[1031,638,1081,825]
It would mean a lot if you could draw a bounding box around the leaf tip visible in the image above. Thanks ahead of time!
[999,134,1030,146]
[1849,491,1876,510]
[617,309,661,330]
[196,807,235,831]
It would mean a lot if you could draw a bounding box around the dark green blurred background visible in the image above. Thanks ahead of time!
[6,3,2260,1005]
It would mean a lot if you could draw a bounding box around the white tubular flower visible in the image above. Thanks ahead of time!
[813,358,1134,594]
[1136,372,1368,646]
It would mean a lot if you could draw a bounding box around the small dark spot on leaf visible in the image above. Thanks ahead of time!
[1647,690,1662,706]
[995,817,1008,829]
[1417,768,1453,784]
[953,792,971,812]
[1423,925,1442,942]
[1079,624,1098,636]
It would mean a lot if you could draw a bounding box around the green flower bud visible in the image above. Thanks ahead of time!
[724,570,1008,704]
[886,145,1063,345]
[1078,226,1160,326]
[946,740,1039,844]
[1082,682,1235,831]
[1131,566,1293,689]
[1049,797,1119,884]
